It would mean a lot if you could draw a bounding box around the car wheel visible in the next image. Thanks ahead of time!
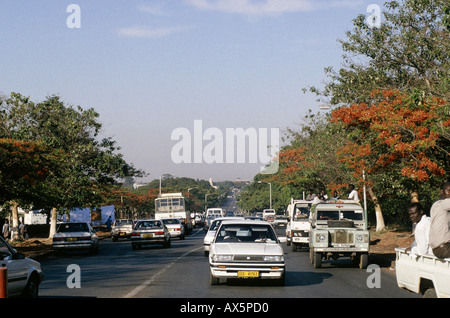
[112,236,118,242]
[291,243,297,252]
[313,251,322,268]
[22,273,40,298]
[359,253,368,269]
[209,270,219,285]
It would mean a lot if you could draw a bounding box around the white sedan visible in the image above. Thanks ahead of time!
[161,218,185,240]
[0,236,44,297]
[203,217,244,256]
[52,222,99,255]
[209,220,285,285]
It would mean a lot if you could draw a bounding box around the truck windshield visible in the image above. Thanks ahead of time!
[293,206,310,220]
[316,210,363,221]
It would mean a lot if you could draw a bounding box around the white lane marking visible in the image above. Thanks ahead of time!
[123,242,203,298]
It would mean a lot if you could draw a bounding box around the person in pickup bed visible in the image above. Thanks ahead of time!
[406,203,432,255]
[429,182,450,259]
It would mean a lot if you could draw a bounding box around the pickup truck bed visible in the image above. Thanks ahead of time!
[395,248,450,298]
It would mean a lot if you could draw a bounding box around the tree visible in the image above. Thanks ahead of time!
[304,0,449,105]
[331,89,448,231]
[0,92,144,237]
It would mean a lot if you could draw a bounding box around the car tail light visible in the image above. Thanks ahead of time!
[52,237,64,242]
[155,231,164,235]
[79,236,91,240]
[131,232,140,236]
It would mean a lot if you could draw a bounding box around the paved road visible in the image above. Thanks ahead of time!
[38,226,419,300]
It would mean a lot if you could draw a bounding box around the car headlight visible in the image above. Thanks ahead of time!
[264,255,284,262]
[212,255,233,262]
[356,234,368,243]
[315,232,328,242]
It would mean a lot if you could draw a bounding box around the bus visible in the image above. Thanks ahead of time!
[155,192,193,234]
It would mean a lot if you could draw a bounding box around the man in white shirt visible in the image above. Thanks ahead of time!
[406,203,432,255]
[348,184,359,201]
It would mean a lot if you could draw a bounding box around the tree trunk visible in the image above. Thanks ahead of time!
[48,207,58,238]
[10,201,20,241]
[368,186,386,232]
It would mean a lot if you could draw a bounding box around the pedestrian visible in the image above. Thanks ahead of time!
[106,216,112,232]
[2,220,10,241]
[428,182,450,259]
[406,203,432,255]
[348,184,360,201]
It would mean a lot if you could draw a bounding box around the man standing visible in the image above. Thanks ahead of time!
[348,184,360,201]
[429,182,450,259]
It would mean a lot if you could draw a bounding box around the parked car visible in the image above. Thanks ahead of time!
[131,219,171,249]
[0,236,44,297]
[209,220,285,285]
[52,222,99,255]
[161,218,185,240]
[203,217,244,256]
[111,219,134,241]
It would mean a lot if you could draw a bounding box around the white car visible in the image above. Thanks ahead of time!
[111,219,134,241]
[204,217,244,256]
[0,236,44,297]
[161,218,185,240]
[209,220,285,285]
[52,222,99,255]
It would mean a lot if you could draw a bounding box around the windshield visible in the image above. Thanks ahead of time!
[162,219,181,225]
[57,223,89,233]
[115,220,133,226]
[135,220,162,229]
[316,210,363,221]
[215,224,277,243]
[293,205,310,220]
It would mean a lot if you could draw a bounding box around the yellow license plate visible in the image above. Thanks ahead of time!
[142,234,153,238]
[66,238,77,241]
[237,271,259,278]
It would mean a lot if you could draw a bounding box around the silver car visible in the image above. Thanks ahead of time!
[0,236,44,297]
[131,219,171,249]
[52,222,99,255]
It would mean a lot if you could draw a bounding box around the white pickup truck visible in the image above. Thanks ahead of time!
[395,247,450,298]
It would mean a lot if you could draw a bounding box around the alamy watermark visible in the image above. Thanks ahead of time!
[171,120,280,174]
[66,4,81,29]
[366,4,381,28]
[66,264,81,288]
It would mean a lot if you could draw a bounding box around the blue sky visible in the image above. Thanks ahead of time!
[0,0,385,182]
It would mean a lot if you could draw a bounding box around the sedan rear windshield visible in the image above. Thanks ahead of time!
[135,220,162,229]
[57,223,89,232]
[216,224,277,243]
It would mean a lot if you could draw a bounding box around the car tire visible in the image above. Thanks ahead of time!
[359,253,368,269]
[209,270,219,285]
[22,273,40,298]
[313,251,322,268]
